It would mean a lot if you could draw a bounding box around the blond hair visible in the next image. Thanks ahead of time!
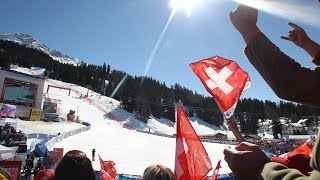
[142,164,174,180]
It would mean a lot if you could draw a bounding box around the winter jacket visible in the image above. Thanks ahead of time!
[245,33,320,180]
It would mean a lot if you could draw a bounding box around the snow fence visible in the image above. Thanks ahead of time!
[45,121,91,150]
[33,121,91,156]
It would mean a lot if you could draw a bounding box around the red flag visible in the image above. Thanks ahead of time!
[175,105,212,180]
[212,160,222,180]
[190,56,250,118]
[99,155,118,180]
[292,142,313,156]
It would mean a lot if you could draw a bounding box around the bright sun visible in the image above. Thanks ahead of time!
[169,0,199,17]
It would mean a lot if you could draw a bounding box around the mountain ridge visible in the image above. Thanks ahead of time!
[0,32,81,66]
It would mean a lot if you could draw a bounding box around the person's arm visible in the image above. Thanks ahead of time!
[224,142,320,180]
[310,131,320,174]
[230,5,320,107]
[245,33,320,107]
[261,162,320,180]
[262,162,305,179]
[302,40,320,65]
[229,4,320,179]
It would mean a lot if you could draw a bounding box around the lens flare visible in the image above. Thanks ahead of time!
[110,74,129,98]
[233,0,320,28]
[143,9,176,78]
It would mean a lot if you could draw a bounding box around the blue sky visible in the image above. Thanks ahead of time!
[1,0,319,103]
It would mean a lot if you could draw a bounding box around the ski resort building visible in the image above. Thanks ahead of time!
[0,68,45,119]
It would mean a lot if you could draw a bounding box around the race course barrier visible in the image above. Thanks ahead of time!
[45,121,91,150]
[32,121,91,156]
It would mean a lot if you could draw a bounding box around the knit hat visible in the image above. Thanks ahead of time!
[272,151,312,175]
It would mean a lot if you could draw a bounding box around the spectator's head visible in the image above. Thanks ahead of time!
[53,150,95,180]
[142,164,174,180]
[0,168,10,180]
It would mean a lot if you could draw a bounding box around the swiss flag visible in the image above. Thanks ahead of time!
[175,105,212,180]
[190,56,250,118]
[99,155,118,180]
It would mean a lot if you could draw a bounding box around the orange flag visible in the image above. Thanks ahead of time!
[175,105,212,180]
[99,155,118,180]
[212,160,222,180]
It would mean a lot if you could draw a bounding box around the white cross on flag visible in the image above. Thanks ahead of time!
[190,56,250,118]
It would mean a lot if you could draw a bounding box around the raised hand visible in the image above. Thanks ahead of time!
[281,22,311,49]
[230,4,260,44]
[224,142,270,180]
[281,22,320,60]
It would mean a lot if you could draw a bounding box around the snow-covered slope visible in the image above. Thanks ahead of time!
[147,116,176,135]
[43,78,227,136]
[6,67,232,176]
[189,116,226,135]
[0,33,81,65]
[43,79,232,175]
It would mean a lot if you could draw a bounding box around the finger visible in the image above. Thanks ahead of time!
[289,29,299,34]
[288,33,297,40]
[235,142,257,151]
[280,36,291,41]
[238,4,258,13]
[227,117,235,124]
[223,147,237,156]
[237,4,249,11]
[223,148,236,165]
[229,11,235,21]
[288,22,302,30]
[230,5,240,17]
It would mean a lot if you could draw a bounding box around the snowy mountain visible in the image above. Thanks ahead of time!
[0,32,81,65]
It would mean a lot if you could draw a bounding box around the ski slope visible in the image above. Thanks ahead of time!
[10,76,233,176]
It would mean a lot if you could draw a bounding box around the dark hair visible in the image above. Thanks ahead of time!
[142,164,174,180]
[53,150,95,180]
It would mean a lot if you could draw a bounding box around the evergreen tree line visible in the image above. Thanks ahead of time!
[1,39,319,132]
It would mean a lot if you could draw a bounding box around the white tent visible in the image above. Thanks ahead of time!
[0,145,15,160]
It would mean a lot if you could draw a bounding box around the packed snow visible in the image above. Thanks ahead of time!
[13,119,85,135]
[8,75,234,176]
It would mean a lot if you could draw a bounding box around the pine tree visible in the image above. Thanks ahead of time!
[2,38,320,127]
[0,48,10,68]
